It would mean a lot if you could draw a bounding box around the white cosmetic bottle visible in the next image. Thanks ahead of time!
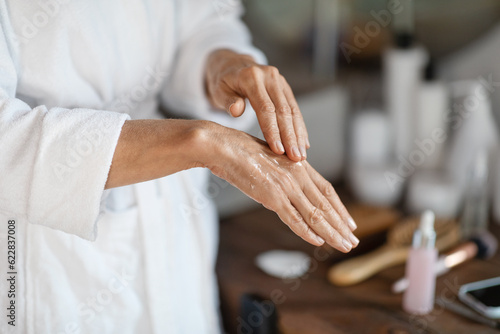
[403,210,438,315]
[383,33,427,158]
[383,0,427,158]
[414,59,449,169]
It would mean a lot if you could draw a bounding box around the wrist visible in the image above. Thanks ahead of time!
[185,120,223,170]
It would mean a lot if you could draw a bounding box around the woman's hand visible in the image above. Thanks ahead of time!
[200,122,359,253]
[205,49,309,162]
[106,119,357,252]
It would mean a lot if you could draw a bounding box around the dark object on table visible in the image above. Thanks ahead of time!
[240,293,279,334]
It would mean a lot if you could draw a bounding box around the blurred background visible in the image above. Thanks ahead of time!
[213,0,500,224]
[216,2,500,332]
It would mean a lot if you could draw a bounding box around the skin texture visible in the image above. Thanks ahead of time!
[106,50,359,252]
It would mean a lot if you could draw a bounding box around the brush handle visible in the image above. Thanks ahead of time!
[328,225,461,286]
[328,246,409,286]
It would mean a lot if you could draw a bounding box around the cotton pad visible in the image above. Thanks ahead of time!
[255,250,310,279]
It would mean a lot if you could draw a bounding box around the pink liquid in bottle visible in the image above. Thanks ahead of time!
[403,210,438,315]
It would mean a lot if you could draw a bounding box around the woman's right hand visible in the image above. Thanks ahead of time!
[199,122,359,252]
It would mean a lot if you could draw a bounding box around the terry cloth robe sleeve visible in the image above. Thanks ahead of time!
[160,0,267,132]
[0,18,130,241]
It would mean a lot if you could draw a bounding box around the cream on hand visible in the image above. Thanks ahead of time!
[403,210,438,315]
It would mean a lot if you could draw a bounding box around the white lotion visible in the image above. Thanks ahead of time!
[403,210,438,315]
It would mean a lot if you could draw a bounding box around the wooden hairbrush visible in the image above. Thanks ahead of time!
[327,217,461,286]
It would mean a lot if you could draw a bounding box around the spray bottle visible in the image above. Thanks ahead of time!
[403,210,438,314]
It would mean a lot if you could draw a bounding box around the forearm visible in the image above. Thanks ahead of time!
[105,119,212,189]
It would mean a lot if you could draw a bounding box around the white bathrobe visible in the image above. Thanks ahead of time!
[0,1,265,333]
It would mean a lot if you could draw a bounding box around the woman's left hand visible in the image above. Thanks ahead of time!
[205,49,309,162]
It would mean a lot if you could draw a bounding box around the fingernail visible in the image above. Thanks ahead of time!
[347,218,357,230]
[291,146,301,158]
[342,239,352,252]
[275,141,285,153]
[314,234,325,245]
[299,146,307,159]
[349,234,359,247]
[228,103,235,115]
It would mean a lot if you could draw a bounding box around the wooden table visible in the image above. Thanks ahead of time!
[216,207,500,334]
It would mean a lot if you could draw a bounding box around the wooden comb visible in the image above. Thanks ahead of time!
[328,217,461,286]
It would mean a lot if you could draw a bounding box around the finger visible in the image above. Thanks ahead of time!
[209,82,247,116]
[301,177,359,248]
[275,201,325,247]
[282,79,310,154]
[305,162,357,231]
[228,97,246,117]
[287,185,352,253]
[244,79,285,155]
[292,111,308,160]
[266,79,302,161]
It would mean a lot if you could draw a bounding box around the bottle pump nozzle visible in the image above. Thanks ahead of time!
[413,210,437,249]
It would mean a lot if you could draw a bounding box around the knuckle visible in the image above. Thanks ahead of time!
[317,200,331,213]
[289,212,305,228]
[325,207,337,220]
[266,66,280,78]
[323,183,336,197]
[242,65,261,79]
[309,207,323,226]
[260,103,275,114]
[277,105,291,115]
[290,105,301,116]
